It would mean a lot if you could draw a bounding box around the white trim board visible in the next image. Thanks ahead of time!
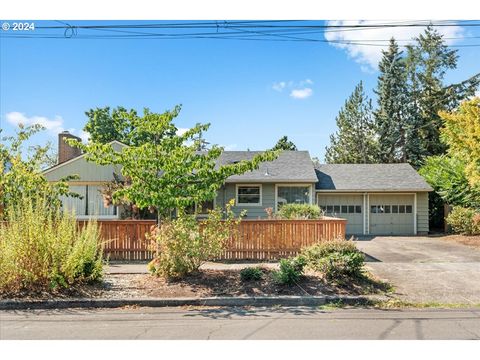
[235,184,263,207]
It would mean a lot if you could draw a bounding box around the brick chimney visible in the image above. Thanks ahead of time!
[58,131,82,164]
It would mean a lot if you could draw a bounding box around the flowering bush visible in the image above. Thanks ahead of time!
[446,206,480,235]
[148,200,244,279]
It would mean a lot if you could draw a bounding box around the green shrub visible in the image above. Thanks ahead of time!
[148,200,242,279]
[446,206,480,235]
[277,203,323,220]
[272,257,306,285]
[240,267,264,281]
[301,239,365,280]
[0,196,104,294]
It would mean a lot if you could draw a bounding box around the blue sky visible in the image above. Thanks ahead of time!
[1,20,479,161]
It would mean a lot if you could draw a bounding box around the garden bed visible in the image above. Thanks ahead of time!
[441,235,480,249]
[1,268,392,300]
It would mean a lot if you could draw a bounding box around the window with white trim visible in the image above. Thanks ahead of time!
[236,185,261,205]
[276,185,311,209]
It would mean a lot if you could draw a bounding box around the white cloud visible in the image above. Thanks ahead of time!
[5,111,93,143]
[6,111,65,134]
[324,20,464,71]
[176,127,189,136]
[272,81,286,92]
[290,88,313,99]
[78,130,90,143]
[273,79,315,99]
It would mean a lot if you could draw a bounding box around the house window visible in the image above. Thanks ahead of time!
[276,185,311,209]
[236,185,262,206]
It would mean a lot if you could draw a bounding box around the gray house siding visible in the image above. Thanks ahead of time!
[216,182,316,219]
[417,192,429,235]
[44,157,122,183]
[216,183,275,219]
[44,141,125,182]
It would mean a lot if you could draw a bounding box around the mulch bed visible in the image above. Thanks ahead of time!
[1,268,391,300]
[442,235,480,249]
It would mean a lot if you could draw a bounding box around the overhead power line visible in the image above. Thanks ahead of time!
[2,20,480,47]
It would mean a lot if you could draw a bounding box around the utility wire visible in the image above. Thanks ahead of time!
[3,20,480,47]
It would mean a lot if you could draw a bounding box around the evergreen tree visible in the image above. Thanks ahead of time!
[325,81,378,163]
[403,25,480,168]
[272,136,297,151]
[374,38,408,163]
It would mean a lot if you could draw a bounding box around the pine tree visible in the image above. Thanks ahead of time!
[272,136,297,151]
[325,81,378,163]
[374,38,408,163]
[403,25,480,168]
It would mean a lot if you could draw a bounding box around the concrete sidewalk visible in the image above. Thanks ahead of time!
[106,262,279,274]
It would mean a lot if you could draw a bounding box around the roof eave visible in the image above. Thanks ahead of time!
[315,188,433,192]
[225,179,317,183]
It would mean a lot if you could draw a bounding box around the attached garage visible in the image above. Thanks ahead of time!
[315,164,433,236]
[317,194,363,235]
[368,194,415,235]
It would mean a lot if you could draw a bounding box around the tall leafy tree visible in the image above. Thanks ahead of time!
[419,155,480,208]
[83,106,177,145]
[439,98,480,187]
[404,25,480,167]
[70,106,279,221]
[0,125,77,220]
[374,38,408,163]
[325,81,378,163]
[272,136,298,151]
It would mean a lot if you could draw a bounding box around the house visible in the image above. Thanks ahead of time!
[43,132,125,220]
[44,131,432,235]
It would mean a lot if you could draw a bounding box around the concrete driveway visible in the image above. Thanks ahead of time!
[355,236,480,304]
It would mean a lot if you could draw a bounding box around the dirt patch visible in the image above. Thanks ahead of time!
[1,268,391,300]
[441,235,480,250]
[0,281,106,300]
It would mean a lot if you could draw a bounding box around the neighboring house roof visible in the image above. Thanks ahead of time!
[218,151,318,183]
[315,163,433,192]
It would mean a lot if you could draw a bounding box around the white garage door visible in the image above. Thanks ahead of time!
[369,194,414,235]
[317,194,363,235]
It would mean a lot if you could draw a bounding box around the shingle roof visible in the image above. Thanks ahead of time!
[315,163,433,191]
[218,151,318,183]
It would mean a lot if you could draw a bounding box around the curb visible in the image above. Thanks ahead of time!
[0,295,375,310]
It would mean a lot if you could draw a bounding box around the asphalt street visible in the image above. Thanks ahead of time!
[2,306,480,340]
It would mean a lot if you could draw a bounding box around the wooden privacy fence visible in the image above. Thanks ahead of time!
[81,218,347,261]
[224,218,347,260]
[78,220,157,261]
